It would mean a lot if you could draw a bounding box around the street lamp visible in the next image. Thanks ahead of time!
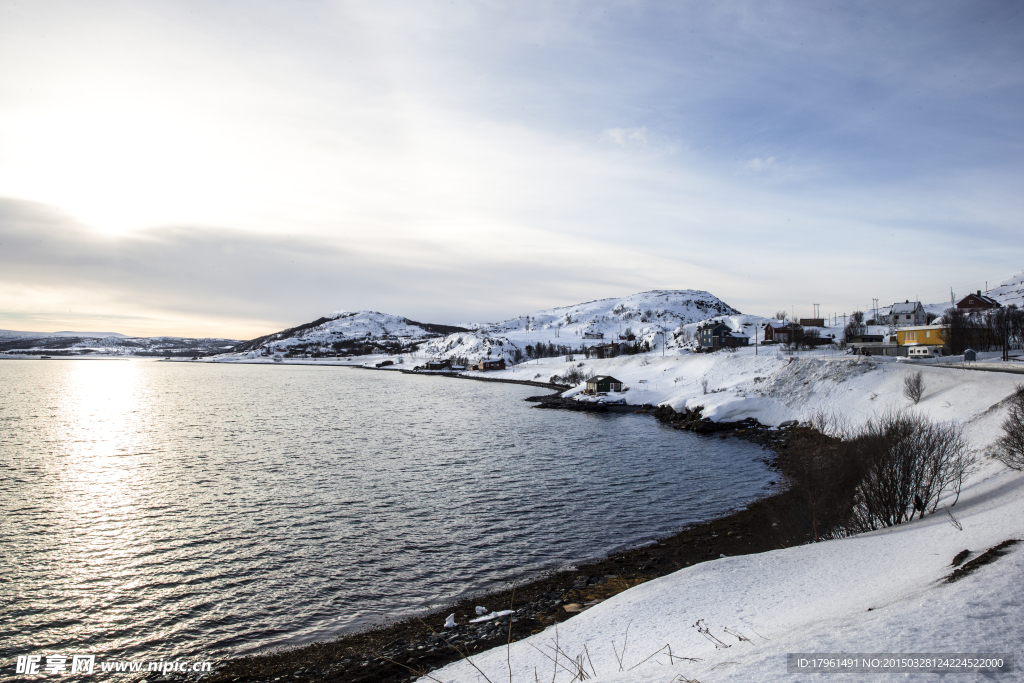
[755,322,766,355]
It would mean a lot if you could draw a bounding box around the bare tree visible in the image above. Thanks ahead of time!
[701,377,709,394]
[775,310,789,322]
[996,384,1024,470]
[903,371,924,404]
[844,310,866,341]
[940,307,971,355]
[799,327,821,350]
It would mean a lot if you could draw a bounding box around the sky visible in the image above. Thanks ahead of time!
[1,1,1022,339]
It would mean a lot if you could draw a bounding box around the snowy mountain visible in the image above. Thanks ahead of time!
[418,289,742,362]
[0,330,240,357]
[231,311,469,356]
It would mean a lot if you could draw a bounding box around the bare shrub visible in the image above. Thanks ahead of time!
[996,384,1024,470]
[845,411,973,531]
[551,367,595,386]
[903,371,924,404]
[776,412,974,541]
[808,410,852,439]
[701,378,709,394]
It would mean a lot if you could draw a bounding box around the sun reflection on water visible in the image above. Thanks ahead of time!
[44,360,162,653]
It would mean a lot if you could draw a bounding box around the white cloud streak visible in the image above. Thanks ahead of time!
[0,1,1021,336]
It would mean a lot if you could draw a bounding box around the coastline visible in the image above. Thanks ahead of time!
[204,416,804,683]
[26,350,1016,682]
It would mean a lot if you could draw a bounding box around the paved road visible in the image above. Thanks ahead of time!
[933,361,1024,376]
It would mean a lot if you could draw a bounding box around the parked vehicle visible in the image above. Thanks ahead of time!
[907,346,940,358]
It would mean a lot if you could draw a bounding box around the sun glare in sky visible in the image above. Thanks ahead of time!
[0,2,1021,337]
[0,103,249,235]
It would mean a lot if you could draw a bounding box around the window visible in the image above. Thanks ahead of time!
[926,330,931,338]
[906,331,917,341]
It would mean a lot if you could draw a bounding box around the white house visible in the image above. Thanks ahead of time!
[890,300,927,327]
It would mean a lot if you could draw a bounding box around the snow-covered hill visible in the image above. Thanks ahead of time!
[0,330,239,356]
[418,289,742,362]
[988,269,1024,308]
[231,311,469,356]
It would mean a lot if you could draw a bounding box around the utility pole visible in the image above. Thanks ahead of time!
[872,298,878,328]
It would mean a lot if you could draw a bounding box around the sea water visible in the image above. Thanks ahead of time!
[0,360,771,661]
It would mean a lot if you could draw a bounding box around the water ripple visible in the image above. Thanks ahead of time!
[0,360,771,661]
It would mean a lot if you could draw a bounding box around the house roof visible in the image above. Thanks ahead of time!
[958,293,1001,306]
[891,301,923,314]
[587,375,623,384]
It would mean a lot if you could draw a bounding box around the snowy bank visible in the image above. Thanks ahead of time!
[422,459,1023,683]
[419,349,1024,683]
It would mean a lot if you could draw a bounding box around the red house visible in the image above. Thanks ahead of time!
[956,291,1001,311]
[763,322,803,343]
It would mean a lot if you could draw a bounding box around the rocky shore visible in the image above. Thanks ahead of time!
[192,401,823,683]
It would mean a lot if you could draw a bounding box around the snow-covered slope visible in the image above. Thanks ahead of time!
[0,329,239,356]
[421,351,1024,683]
[424,461,1024,683]
[232,311,469,355]
[419,290,741,362]
[989,269,1024,308]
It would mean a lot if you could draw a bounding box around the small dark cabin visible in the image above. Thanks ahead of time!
[586,375,624,393]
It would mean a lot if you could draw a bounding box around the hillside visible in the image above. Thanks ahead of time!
[417,289,742,362]
[988,269,1024,307]
[0,329,239,357]
[231,311,470,356]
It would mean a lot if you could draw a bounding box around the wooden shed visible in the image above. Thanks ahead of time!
[586,375,624,393]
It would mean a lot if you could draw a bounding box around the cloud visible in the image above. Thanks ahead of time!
[0,197,729,337]
[600,127,648,147]
[0,1,1022,334]
[745,156,777,173]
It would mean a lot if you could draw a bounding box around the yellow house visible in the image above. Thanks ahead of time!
[896,325,948,352]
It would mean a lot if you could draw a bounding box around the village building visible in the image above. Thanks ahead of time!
[424,359,451,371]
[798,318,825,327]
[846,333,898,357]
[895,325,949,356]
[762,321,803,344]
[891,301,928,327]
[585,375,624,393]
[956,291,1001,311]
[588,343,629,359]
[697,322,749,350]
[477,357,506,371]
[583,332,604,339]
